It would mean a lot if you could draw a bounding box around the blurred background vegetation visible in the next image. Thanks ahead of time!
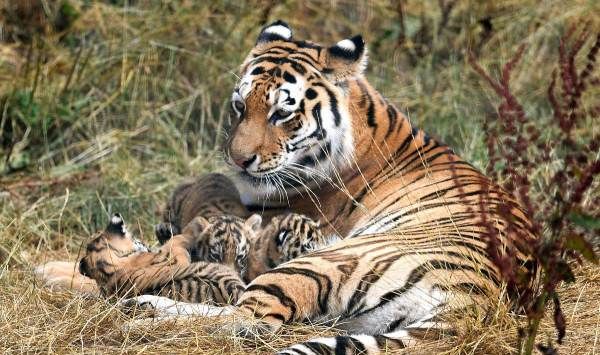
[0,1,599,353]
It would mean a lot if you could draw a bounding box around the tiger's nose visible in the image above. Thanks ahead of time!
[232,154,257,169]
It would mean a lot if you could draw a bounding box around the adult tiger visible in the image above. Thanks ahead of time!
[125,21,538,354]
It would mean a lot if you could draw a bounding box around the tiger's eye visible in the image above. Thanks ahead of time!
[275,109,292,118]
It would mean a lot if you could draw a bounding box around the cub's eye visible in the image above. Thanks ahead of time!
[208,251,221,262]
[232,100,245,115]
[269,108,293,124]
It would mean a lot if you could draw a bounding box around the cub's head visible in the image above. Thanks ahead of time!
[183,214,262,278]
[79,213,149,283]
[225,20,368,196]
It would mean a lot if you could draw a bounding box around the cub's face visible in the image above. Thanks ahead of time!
[79,213,148,282]
[183,214,262,278]
[225,21,367,196]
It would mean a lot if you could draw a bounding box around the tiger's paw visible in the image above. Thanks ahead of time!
[154,222,180,245]
[120,295,176,315]
[273,213,327,261]
[120,295,234,317]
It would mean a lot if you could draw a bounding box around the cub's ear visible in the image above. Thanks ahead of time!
[244,214,263,232]
[256,20,293,44]
[324,35,368,82]
[182,216,210,237]
[106,213,127,236]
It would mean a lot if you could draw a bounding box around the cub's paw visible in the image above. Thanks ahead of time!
[154,222,180,245]
[273,213,327,261]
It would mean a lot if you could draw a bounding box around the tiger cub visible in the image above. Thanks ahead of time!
[79,213,246,304]
[155,173,330,282]
[155,173,249,244]
[246,213,332,281]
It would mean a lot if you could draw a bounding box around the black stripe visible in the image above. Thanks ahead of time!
[356,80,377,132]
[303,341,333,354]
[305,88,317,100]
[297,141,331,168]
[345,254,398,315]
[313,83,341,126]
[258,44,321,66]
[283,71,296,83]
[310,103,325,139]
[335,336,367,355]
[385,316,407,332]
[385,104,398,139]
[353,259,495,318]
[262,267,331,315]
[244,283,297,321]
[250,67,265,75]
[252,55,317,75]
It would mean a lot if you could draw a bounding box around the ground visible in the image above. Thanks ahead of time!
[0,1,598,354]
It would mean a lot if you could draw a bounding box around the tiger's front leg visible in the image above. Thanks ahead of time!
[121,253,338,335]
[234,253,345,335]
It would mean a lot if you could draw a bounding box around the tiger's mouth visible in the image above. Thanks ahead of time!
[237,168,311,191]
[238,170,277,185]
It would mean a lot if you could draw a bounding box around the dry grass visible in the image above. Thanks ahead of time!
[1,1,599,354]
[1,261,597,354]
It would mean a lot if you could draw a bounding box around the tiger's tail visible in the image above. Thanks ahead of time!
[276,326,450,355]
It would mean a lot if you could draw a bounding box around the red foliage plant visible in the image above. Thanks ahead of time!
[467,27,600,354]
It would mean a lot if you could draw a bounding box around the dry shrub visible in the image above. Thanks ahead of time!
[468,27,600,354]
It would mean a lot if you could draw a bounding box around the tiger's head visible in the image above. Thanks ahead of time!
[225,20,368,197]
[79,213,149,284]
[183,214,262,279]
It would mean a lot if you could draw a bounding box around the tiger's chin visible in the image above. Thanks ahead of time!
[230,167,324,206]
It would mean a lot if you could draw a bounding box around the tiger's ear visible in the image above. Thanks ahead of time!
[324,35,368,83]
[242,20,293,69]
[183,216,210,237]
[256,20,293,44]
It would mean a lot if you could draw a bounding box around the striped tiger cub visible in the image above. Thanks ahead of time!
[78,213,245,304]
[155,173,250,244]
[123,21,539,354]
[35,173,328,299]
[156,173,331,281]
